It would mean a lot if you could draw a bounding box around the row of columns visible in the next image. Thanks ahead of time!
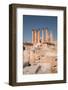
[32,29,40,44]
[32,28,53,44]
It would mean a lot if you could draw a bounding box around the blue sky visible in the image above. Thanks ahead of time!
[23,15,57,42]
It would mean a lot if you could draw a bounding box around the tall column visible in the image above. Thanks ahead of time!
[32,29,35,44]
[38,30,40,43]
[50,32,53,43]
[42,29,45,43]
[34,30,37,43]
[45,28,50,42]
[32,30,34,44]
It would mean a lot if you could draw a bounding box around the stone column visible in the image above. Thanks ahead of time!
[45,28,50,42]
[50,32,53,43]
[38,30,40,43]
[32,30,34,44]
[32,29,35,44]
[42,29,45,43]
[34,30,37,43]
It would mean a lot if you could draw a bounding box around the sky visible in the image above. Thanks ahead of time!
[23,15,57,42]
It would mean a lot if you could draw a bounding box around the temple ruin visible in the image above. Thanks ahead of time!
[23,28,57,74]
[32,28,55,45]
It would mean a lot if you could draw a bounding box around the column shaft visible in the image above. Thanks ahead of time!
[50,32,53,43]
[34,30,37,43]
[38,31,40,43]
[42,30,44,43]
[32,30,35,44]
[45,29,50,42]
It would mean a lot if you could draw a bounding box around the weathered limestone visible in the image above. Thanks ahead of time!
[32,29,37,44]
[32,28,54,44]
[32,29,35,44]
[29,50,35,64]
[32,29,40,44]
[38,30,40,43]
[50,32,53,43]
[34,30,37,43]
[42,29,45,43]
[23,65,40,74]
[23,28,57,74]
[45,28,50,42]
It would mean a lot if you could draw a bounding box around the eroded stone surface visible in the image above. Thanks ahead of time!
[23,28,57,74]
